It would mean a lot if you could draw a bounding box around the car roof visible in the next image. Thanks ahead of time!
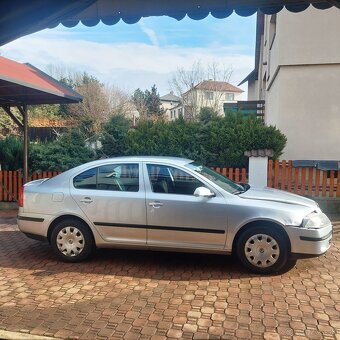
[92,156,193,166]
[65,156,194,175]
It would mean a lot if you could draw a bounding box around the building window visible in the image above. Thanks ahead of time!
[225,93,234,101]
[205,92,213,100]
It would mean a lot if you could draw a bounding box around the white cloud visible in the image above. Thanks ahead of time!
[138,22,159,46]
[1,34,253,96]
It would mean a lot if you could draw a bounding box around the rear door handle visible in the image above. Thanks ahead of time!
[80,197,93,204]
[148,201,163,208]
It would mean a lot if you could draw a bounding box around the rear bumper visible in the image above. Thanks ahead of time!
[22,232,48,243]
[17,213,51,238]
[286,224,332,256]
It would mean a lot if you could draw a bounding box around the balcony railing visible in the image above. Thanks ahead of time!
[224,100,265,120]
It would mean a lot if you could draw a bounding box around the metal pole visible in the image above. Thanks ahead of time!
[23,104,28,183]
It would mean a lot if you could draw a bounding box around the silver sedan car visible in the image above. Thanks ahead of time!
[18,156,332,274]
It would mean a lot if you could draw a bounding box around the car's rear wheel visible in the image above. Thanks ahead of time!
[51,218,94,262]
[236,226,289,274]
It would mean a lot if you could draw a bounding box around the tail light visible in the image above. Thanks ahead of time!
[19,186,24,207]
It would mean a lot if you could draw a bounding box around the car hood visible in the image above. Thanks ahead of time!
[239,186,319,209]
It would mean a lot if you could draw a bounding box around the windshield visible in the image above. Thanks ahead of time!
[185,162,245,194]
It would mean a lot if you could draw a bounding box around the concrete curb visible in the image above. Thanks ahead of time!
[0,330,62,340]
[0,202,18,210]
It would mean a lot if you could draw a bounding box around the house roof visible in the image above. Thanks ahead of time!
[238,70,259,86]
[0,1,339,46]
[0,56,83,105]
[160,92,181,102]
[194,80,244,93]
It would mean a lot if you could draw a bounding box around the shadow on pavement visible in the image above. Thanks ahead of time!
[0,227,309,280]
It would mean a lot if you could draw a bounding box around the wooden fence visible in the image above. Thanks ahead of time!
[267,160,340,198]
[214,167,247,183]
[1,161,339,202]
[0,171,60,202]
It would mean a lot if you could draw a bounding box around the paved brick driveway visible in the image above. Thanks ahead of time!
[0,212,339,340]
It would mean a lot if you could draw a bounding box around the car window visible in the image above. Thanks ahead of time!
[74,164,139,192]
[73,167,97,190]
[147,164,205,195]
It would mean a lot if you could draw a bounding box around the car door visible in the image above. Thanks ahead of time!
[144,162,228,250]
[70,162,147,245]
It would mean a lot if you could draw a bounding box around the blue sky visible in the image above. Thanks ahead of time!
[2,13,256,96]
[58,15,255,51]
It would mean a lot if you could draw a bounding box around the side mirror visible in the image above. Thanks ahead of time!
[194,187,215,198]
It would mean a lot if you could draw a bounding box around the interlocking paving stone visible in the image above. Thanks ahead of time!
[0,213,339,339]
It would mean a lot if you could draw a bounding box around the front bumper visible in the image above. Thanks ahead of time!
[286,223,332,256]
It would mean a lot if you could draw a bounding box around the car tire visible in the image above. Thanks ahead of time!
[236,226,289,274]
[50,218,94,262]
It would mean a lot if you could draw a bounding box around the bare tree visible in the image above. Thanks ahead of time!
[45,65,140,132]
[105,85,133,115]
[170,61,233,120]
[45,64,79,83]
[105,85,139,125]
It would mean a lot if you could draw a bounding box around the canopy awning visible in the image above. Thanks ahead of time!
[1,0,339,46]
[0,56,82,183]
[0,56,83,105]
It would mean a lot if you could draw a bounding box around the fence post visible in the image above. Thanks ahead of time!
[287,161,292,192]
[268,160,273,187]
[315,169,320,197]
[307,168,313,196]
[274,160,280,189]
[244,149,273,187]
[3,171,7,201]
[280,160,286,190]
[329,171,335,197]
[337,169,340,198]
[228,168,233,181]
[0,171,2,201]
[235,168,240,183]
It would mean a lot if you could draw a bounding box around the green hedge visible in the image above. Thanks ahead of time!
[101,112,286,168]
[1,112,286,171]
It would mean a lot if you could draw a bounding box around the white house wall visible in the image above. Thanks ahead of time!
[258,6,340,160]
[278,7,340,66]
[247,81,257,101]
[266,64,340,160]
[195,89,243,116]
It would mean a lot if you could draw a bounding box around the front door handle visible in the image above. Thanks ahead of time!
[80,197,93,204]
[148,201,163,208]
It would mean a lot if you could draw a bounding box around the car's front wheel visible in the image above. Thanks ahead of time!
[51,218,94,262]
[236,226,289,274]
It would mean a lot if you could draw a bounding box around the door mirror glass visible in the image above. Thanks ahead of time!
[194,187,215,198]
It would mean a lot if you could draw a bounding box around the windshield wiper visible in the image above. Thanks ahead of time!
[233,183,251,195]
[232,189,245,195]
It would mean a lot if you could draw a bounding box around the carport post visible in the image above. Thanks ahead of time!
[16,104,28,183]
[23,104,28,183]
[1,104,27,182]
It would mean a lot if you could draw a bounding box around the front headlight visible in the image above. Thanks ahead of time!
[302,212,331,229]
